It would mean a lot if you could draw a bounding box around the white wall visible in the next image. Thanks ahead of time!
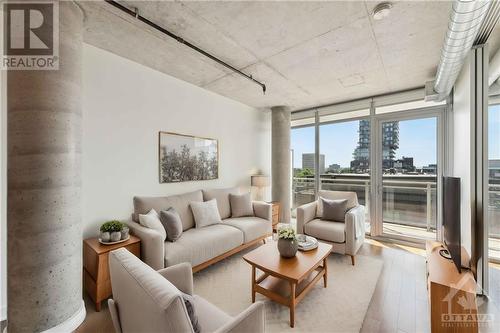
[452,54,472,255]
[82,44,271,238]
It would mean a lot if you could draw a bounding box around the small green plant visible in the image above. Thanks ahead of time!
[278,226,296,240]
[100,220,124,233]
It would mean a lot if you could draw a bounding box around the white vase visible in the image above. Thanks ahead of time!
[100,231,110,242]
[121,227,129,240]
[110,231,121,242]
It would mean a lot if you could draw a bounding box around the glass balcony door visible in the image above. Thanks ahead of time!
[373,110,444,242]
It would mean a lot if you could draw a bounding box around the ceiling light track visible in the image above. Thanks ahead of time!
[104,0,267,94]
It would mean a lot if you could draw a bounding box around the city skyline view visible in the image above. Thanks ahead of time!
[291,117,439,171]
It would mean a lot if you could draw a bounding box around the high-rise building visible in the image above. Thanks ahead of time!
[394,156,415,173]
[302,153,325,174]
[327,163,341,173]
[351,120,399,172]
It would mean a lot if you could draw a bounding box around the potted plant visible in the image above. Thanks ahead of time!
[100,220,125,242]
[277,226,298,258]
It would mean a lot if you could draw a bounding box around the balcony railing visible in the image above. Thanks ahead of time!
[292,175,500,239]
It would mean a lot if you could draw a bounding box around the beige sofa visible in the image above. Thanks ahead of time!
[296,190,365,265]
[128,188,272,271]
[108,248,265,333]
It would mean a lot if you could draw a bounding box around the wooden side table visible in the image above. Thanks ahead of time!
[83,235,141,311]
[268,201,281,232]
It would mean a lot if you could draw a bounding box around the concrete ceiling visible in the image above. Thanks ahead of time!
[80,0,453,111]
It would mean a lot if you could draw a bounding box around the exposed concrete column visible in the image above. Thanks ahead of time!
[7,2,85,332]
[271,106,291,223]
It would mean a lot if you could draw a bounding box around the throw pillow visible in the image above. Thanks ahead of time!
[229,192,254,217]
[181,292,200,333]
[190,199,222,228]
[138,209,167,241]
[321,198,348,222]
[160,207,183,242]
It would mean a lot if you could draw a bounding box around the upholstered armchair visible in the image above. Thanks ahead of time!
[108,248,265,333]
[296,190,365,265]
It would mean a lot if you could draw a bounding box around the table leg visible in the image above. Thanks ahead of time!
[323,257,328,288]
[251,265,256,303]
[95,301,101,312]
[290,282,296,328]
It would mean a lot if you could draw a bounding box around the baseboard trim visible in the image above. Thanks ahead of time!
[42,300,86,333]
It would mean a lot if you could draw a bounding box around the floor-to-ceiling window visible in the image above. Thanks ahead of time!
[291,114,316,211]
[290,89,447,242]
[373,100,444,241]
[488,102,500,262]
[319,117,371,230]
[379,117,439,240]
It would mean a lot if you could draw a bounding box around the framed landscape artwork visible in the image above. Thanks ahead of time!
[159,132,219,183]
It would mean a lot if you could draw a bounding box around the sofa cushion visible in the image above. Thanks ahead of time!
[304,219,346,243]
[139,209,167,241]
[134,190,203,231]
[321,198,348,222]
[229,192,254,218]
[193,295,231,333]
[203,187,239,219]
[181,292,201,333]
[164,224,244,267]
[190,199,222,228]
[160,208,183,242]
[317,190,358,218]
[223,217,271,243]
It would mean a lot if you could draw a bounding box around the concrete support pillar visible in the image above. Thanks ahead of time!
[271,106,291,224]
[7,2,85,332]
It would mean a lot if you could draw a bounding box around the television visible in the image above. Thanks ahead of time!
[442,176,462,273]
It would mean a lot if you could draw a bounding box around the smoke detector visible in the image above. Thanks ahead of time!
[372,2,393,20]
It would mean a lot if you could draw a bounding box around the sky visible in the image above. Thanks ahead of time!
[490,104,500,160]
[291,106,500,170]
[292,118,439,169]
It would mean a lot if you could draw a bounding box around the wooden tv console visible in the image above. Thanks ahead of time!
[426,241,478,333]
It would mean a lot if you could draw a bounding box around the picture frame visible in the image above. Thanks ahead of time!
[158,131,219,183]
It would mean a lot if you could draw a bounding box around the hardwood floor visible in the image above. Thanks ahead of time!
[360,239,500,333]
[73,238,500,332]
[360,239,429,333]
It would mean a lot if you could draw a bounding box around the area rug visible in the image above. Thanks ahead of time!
[193,248,383,333]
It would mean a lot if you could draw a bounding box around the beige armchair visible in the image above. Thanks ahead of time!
[108,248,265,333]
[296,190,365,265]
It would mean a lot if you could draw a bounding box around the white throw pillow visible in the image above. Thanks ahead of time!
[139,208,167,241]
[190,199,222,228]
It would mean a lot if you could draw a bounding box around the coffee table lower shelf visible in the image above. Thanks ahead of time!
[251,261,327,327]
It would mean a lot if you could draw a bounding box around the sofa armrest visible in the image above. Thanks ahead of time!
[215,301,265,333]
[128,221,165,270]
[108,299,122,333]
[157,262,193,295]
[344,205,366,256]
[252,201,272,222]
[296,201,317,234]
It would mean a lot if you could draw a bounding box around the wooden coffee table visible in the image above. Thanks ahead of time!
[243,241,332,327]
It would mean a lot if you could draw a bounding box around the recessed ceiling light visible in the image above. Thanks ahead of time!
[372,2,393,21]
